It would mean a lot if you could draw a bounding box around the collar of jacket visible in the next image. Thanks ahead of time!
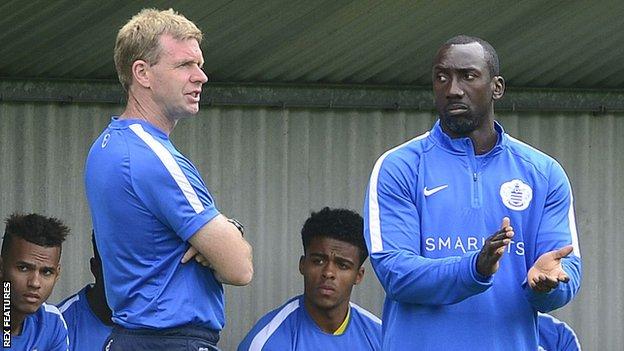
[429,119,508,157]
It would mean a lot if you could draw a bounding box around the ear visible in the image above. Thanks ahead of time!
[55,264,62,283]
[354,265,365,285]
[491,75,505,101]
[132,59,151,89]
[298,255,305,275]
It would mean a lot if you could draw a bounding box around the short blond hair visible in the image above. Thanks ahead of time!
[114,8,203,91]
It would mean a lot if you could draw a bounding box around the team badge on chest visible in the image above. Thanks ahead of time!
[500,179,533,211]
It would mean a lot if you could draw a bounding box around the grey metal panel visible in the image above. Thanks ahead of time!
[0,102,111,301]
[6,79,624,113]
[0,102,621,350]
[3,1,624,89]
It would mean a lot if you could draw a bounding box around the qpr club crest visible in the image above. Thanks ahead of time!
[500,179,533,211]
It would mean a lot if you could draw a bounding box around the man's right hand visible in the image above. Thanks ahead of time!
[183,214,254,286]
[476,217,514,277]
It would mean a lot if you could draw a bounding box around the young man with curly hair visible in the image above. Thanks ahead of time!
[238,207,381,351]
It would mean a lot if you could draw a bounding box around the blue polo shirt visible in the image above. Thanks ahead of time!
[85,117,223,330]
[238,295,381,351]
[8,303,69,350]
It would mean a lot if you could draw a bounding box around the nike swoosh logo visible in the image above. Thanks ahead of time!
[423,185,448,196]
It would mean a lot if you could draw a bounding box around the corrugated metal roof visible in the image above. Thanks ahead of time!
[2,1,624,88]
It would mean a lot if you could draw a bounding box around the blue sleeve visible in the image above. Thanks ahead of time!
[237,317,265,351]
[352,308,382,351]
[557,322,581,351]
[51,313,70,351]
[237,309,282,351]
[238,298,303,351]
[524,162,582,312]
[538,314,581,351]
[364,153,492,305]
[129,142,220,242]
[59,309,75,351]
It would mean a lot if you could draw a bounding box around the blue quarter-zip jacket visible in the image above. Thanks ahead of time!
[364,120,581,350]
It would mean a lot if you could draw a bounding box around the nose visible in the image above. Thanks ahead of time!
[447,76,464,98]
[321,262,336,279]
[27,272,41,289]
[191,66,208,84]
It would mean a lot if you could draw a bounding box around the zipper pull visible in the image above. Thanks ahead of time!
[473,172,477,181]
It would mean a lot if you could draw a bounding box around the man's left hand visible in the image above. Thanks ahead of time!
[527,245,573,293]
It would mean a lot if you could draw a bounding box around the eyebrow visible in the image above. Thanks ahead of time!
[309,253,355,266]
[176,58,204,67]
[434,65,481,71]
[334,256,355,266]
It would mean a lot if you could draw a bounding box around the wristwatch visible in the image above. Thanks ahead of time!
[227,218,245,237]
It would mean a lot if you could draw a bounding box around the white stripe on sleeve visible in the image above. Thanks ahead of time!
[367,132,429,253]
[44,303,70,350]
[129,124,205,214]
[57,294,80,313]
[248,299,300,351]
[350,302,382,325]
[567,189,581,257]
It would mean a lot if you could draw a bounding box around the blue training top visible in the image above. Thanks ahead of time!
[85,118,222,330]
[364,120,582,350]
[238,295,381,351]
[57,284,113,351]
[9,303,69,351]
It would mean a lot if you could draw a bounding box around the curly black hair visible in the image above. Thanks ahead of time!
[439,35,500,77]
[1,213,69,258]
[301,207,368,266]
